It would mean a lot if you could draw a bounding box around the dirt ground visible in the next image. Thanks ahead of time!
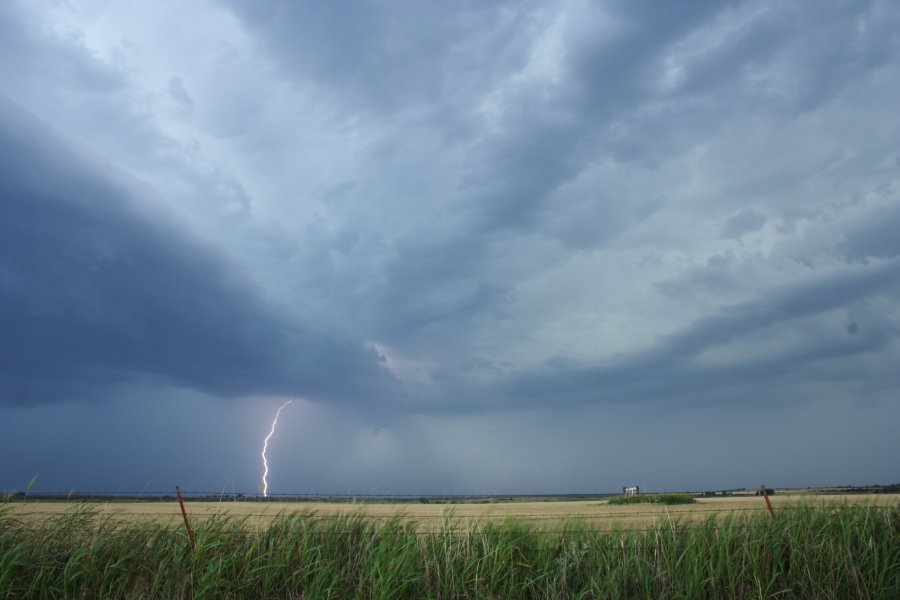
[6,494,898,531]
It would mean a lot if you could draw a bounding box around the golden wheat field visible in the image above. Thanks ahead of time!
[8,494,898,531]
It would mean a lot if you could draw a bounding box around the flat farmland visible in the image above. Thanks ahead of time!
[4,494,898,598]
[8,493,899,531]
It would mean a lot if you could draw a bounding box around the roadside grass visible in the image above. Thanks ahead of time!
[1,502,897,599]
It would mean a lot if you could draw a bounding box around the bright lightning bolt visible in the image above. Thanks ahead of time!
[261,400,292,498]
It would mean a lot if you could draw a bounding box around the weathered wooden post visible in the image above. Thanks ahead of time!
[759,485,776,520]
[176,485,196,549]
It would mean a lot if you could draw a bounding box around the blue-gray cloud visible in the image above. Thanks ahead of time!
[1,0,900,493]
[838,202,900,261]
[220,0,538,113]
[0,94,395,406]
[501,258,900,408]
[721,208,766,239]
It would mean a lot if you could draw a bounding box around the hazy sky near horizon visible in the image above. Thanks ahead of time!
[1,0,899,495]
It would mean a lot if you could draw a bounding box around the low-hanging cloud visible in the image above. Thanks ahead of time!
[0,94,396,407]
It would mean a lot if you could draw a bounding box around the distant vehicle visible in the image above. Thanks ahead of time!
[623,485,640,496]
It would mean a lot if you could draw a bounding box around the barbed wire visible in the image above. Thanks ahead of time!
[2,504,889,521]
[4,507,894,537]
[0,520,827,537]
[6,488,892,501]
[4,490,628,499]
[21,486,893,501]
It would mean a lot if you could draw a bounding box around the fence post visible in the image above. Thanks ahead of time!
[176,485,196,549]
[759,485,776,520]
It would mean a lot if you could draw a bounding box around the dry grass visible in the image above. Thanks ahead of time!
[9,493,898,531]
[3,500,898,598]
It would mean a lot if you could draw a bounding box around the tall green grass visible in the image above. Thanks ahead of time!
[1,503,897,599]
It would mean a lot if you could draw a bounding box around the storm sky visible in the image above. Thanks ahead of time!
[1,0,899,495]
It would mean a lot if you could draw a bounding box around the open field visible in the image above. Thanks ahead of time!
[7,493,899,531]
[3,496,898,598]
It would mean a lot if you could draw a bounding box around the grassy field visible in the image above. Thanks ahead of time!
[6,493,897,530]
[2,496,898,598]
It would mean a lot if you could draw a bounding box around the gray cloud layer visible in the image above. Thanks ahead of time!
[0,94,395,406]
[1,0,899,492]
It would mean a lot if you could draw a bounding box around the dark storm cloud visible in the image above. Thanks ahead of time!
[219,0,536,112]
[501,258,900,407]
[0,95,395,406]
[1,0,899,497]
[0,2,124,94]
[211,0,900,396]
[219,0,734,241]
[721,208,766,239]
[660,252,742,290]
[166,77,195,116]
[207,0,752,354]
[458,0,736,237]
[838,202,900,261]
